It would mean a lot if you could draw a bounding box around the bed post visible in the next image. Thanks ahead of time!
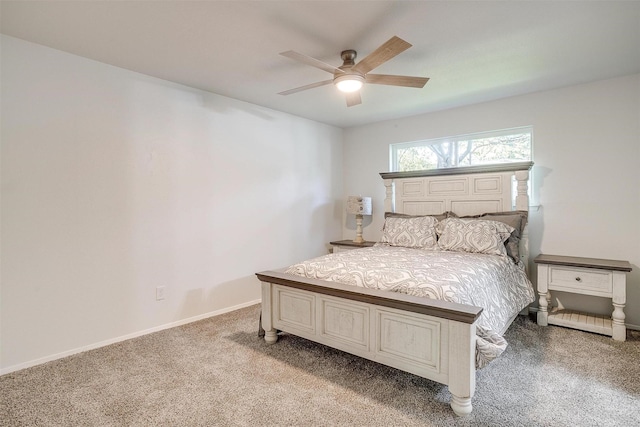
[515,169,531,272]
[448,321,476,416]
[383,178,395,213]
[261,281,278,344]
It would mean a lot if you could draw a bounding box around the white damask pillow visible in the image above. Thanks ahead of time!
[436,218,514,256]
[380,216,439,250]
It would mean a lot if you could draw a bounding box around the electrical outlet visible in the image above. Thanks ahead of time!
[156,286,166,301]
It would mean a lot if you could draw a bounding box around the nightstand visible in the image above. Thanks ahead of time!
[534,254,632,341]
[330,240,375,253]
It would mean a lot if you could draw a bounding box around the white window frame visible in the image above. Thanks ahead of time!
[389,126,533,172]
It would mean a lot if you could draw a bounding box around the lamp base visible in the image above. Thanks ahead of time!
[353,214,364,243]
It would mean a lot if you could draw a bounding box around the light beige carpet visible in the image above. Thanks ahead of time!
[1,304,639,426]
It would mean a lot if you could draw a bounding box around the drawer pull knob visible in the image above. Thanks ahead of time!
[575,277,582,282]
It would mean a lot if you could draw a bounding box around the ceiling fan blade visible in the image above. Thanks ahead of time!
[366,74,429,88]
[280,50,344,75]
[345,91,362,107]
[352,36,412,75]
[278,80,333,96]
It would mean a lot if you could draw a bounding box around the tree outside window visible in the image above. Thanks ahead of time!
[392,127,532,172]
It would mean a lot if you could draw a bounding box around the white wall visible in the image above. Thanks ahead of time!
[0,36,343,372]
[343,74,640,328]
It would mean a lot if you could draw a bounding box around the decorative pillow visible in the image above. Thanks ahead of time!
[384,211,451,222]
[436,218,514,256]
[447,211,528,262]
[380,216,439,250]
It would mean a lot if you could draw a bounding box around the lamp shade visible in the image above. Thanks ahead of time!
[347,196,372,216]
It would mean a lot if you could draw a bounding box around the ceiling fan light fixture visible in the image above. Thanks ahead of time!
[334,74,364,93]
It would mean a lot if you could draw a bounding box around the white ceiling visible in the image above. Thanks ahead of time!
[2,1,639,128]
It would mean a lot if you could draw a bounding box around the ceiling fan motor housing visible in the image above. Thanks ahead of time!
[334,49,364,92]
[340,50,357,67]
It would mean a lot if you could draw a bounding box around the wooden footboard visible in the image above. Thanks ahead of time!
[256,270,482,416]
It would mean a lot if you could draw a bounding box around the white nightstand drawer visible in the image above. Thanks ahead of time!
[548,265,612,296]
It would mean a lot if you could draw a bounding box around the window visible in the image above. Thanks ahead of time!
[390,126,532,172]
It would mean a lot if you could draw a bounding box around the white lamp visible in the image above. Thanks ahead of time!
[347,196,372,243]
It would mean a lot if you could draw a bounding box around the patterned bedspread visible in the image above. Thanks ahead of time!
[285,245,535,368]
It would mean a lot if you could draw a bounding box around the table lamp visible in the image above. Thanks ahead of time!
[347,196,372,243]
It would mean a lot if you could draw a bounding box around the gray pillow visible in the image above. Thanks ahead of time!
[436,218,514,256]
[380,216,439,250]
[384,211,453,222]
[448,211,528,263]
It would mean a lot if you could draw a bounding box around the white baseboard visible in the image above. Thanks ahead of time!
[0,299,261,376]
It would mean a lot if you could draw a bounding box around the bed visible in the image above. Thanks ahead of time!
[256,161,534,416]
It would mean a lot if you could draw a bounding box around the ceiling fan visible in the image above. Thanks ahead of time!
[278,36,429,107]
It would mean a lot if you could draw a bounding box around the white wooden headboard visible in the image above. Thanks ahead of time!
[380,161,534,270]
